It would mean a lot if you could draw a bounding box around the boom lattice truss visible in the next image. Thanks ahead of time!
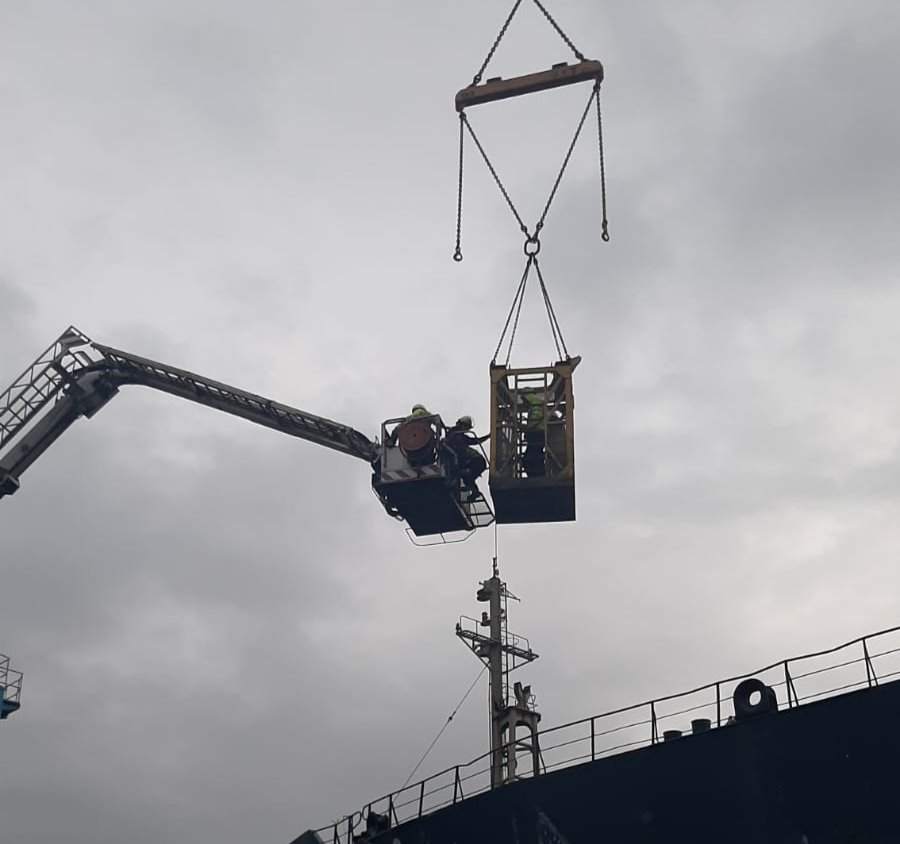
[0,327,376,498]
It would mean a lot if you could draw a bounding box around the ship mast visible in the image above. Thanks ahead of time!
[456,558,541,786]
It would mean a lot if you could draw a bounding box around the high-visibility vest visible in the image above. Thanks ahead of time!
[523,393,545,431]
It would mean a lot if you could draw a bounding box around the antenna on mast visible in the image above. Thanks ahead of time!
[455,560,541,786]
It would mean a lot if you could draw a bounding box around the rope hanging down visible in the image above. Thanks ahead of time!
[401,666,488,789]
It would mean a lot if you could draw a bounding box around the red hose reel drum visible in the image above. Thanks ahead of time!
[397,419,437,466]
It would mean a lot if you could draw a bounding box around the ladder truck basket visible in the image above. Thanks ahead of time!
[489,357,578,525]
[373,414,494,537]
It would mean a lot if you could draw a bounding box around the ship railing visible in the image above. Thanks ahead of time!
[317,623,900,842]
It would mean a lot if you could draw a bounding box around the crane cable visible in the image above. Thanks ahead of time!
[401,665,488,789]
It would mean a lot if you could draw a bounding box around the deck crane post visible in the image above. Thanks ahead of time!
[0,327,493,538]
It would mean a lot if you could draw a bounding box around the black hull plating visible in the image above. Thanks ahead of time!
[375,680,900,844]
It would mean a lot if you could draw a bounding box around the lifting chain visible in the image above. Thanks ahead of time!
[594,81,610,242]
[491,254,569,366]
[453,115,466,261]
[472,0,524,86]
[471,0,584,86]
[455,0,604,364]
[532,0,585,62]
[453,82,608,261]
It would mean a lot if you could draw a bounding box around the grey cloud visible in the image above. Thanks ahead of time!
[3,2,900,842]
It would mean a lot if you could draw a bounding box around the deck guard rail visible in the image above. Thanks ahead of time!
[318,624,900,842]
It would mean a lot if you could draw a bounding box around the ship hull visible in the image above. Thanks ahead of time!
[374,679,900,844]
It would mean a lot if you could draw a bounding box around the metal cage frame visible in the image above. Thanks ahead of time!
[488,358,579,524]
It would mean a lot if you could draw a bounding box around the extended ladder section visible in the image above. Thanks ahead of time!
[0,327,376,499]
[0,653,22,720]
[0,328,493,539]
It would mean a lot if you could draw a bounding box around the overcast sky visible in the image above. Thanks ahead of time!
[2,1,900,841]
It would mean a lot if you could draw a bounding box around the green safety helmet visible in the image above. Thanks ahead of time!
[411,403,428,416]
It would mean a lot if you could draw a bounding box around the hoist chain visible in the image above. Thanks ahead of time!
[459,0,597,364]
[493,255,534,365]
[461,111,529,237]
[455,82,605,261]
[532,0,585,61]
[471,0,585,87]
[473,0,524,86]
[491,254,569,365]
[536,83,597,234]
[594,81,610,242]
[533,256,569,360]
[453,114,466,261]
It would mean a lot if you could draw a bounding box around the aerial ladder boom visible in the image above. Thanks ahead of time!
[0,327,376,498]
[0,328,493,536]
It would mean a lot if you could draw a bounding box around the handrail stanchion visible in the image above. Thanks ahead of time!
[863,638,879,687]
[320,626,900,833]
[784,660,798,707]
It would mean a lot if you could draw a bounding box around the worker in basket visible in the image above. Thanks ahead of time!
[521,390,546,477]
[445,415,490,495]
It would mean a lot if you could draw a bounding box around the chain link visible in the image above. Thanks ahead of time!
[473,0,524,85]
[459,0,603,363]
[533,256,568,360]
[472,0,585,87]
[531,0,585,61]
[493,256,533,365]
[462,82,602,251]
[453,114,465,261]
[594,82,610,241]
[536,84,596,232]
[462,114,529,236]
